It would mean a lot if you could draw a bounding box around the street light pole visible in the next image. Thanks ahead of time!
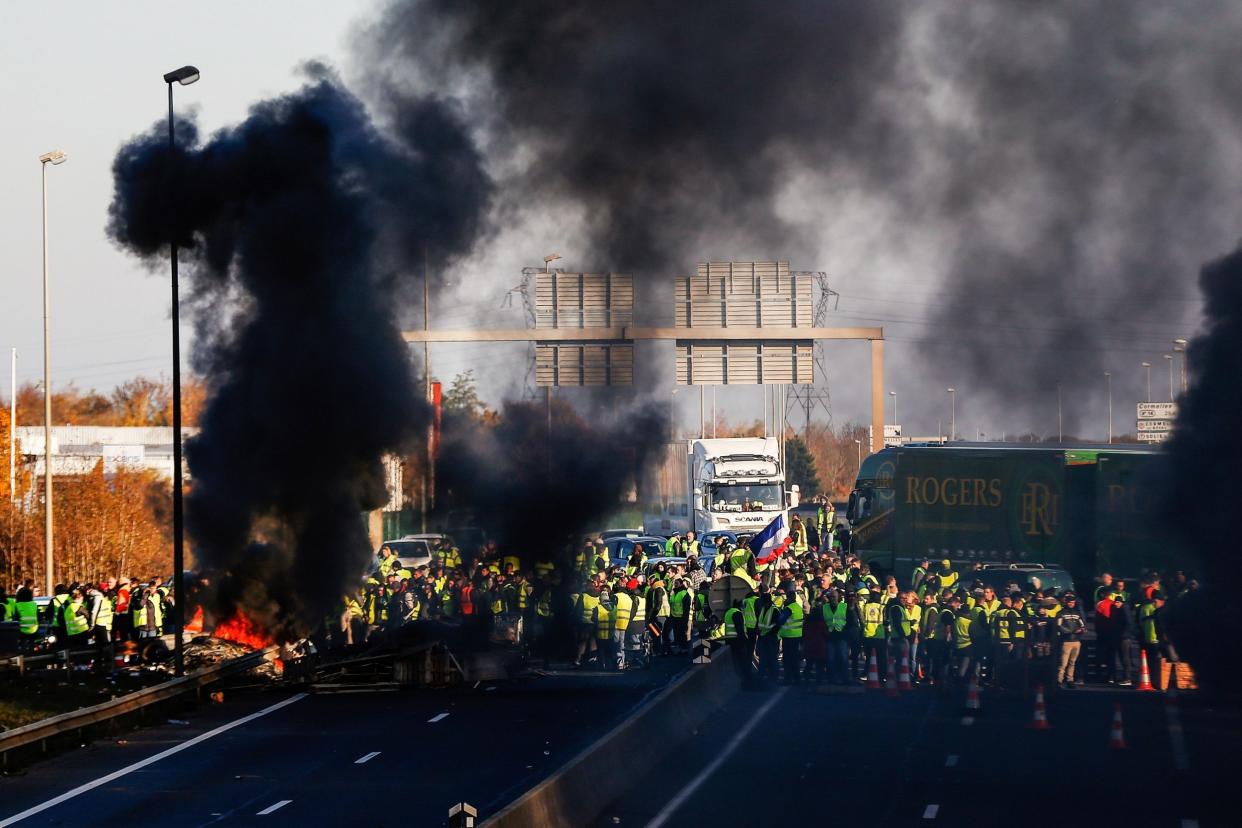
[854,439,862,470]
[1173,338,1188,395]
[1141,362,1151,403]
[1057,382,1063,443]
[1164,354,1174,401]
[164,64,199,678]
[889,390,896,430]
[1104,371,1112,444]
[8,347,16,506]
[39,150,66,597]
[946,388,956,442]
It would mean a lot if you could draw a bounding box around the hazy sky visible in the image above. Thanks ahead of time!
[0,1,362,398]
[0,2,1213,442]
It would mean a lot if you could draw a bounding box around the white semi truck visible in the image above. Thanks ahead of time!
[643,437,796,536]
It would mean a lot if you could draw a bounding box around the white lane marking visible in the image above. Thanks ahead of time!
[256,800,292,816]
[428,712,450,723]
[944,755,958,767]
[1181,820,1199,828]
[354,751,381,764]
[1165,699,1190,771]
[646,688,786,828]
[923,804,940,819]
[960,716,974,726]
[0,693,308,828]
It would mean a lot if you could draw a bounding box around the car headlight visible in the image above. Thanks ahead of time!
[46,634,57,644]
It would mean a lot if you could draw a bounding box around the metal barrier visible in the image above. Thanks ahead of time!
[0,647,273,761]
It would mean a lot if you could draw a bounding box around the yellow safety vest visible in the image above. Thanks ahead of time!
[778,602,804,638]
[862,602,885,639]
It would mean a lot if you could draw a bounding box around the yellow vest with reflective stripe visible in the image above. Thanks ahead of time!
[823,601,847,632]
[64,599,90,635]
[862,602,885,639]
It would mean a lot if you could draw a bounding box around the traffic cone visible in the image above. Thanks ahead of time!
[886,652,900,697]
[1027,684,1051,729]
[963,666,982,714]
[1108,703,1127,749]
[1137,649,1154,692]
[898,644,913,691]
[866,653,881,691]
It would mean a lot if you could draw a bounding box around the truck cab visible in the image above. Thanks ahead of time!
[690,438,788,534]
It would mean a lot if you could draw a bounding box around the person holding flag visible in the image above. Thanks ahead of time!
[748,513,791,585]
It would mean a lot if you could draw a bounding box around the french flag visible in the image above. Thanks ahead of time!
[749,514,791,565]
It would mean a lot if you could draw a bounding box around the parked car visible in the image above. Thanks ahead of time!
[378,537,435,570]
[598,528,644,541]
[604,536,669,566]
[643,555,716,579]
[973,564,1076,598]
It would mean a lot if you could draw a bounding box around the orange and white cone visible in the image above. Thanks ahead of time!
[1108,703,1127,749]
[963,666,982,713]
[1028,684,1051,729]
[886,653,900,697]
[866,653,881,691]
[1137,650,1154,692]
[899,643,913,691]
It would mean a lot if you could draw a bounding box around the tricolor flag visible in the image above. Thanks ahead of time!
[749,514,791,565]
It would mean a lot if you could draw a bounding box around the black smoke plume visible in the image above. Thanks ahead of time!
[435,401,666,558]
[1161,244,1242,692]
[108,68,490,637]
[368,1,1242,429]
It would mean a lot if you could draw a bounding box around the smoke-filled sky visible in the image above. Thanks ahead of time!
[6,1,1242,440]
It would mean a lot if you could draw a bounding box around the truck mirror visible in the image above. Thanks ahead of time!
[788,485,800,508]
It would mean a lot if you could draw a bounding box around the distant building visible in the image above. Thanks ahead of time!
[15,426,198,480]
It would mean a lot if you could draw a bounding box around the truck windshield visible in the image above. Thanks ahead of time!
[708,483,782,512]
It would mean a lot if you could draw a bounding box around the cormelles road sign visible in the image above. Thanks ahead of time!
[1137,402,1177,419]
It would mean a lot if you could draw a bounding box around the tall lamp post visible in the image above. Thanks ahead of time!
[39,149,66,597]
[1173,338,1188,394]
[1104,371,1112,444]
[946,387,956,442]
[164,64,199,678]
[1141,362,1151,403]
[1163,354,1174,401]
[889,390,896,429]
[854,438,862,470]
[1056,382,1063,443]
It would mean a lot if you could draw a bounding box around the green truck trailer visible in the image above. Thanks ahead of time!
[846,443,1170,589]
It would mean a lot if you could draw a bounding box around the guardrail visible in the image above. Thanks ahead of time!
[0,632,188,674]
[0,647,273,763]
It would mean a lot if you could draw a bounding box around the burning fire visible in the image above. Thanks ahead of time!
[213,612,272,650]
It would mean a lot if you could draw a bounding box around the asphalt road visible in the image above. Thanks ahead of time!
[591,678,1233,828]
[0,661,685,827]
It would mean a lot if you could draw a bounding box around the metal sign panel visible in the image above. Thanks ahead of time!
[675,340,813,385]
[1137,402,1177,419]
[1136,419,1174,432]
[675,261,811,328]
[1135,432,1170,443]
[534,272,633,329]
[535,343,634,386]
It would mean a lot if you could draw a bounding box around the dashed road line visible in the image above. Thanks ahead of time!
[960,716,974,726]
[354,751,381,764]
[0,692,308,828]
[428,712,450,723]
[1181,820,1199,828]
[257,800,292,816]
[944,755,958,767]
[923,804,940,819]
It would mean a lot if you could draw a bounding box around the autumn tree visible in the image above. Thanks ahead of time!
[784,435,821,497]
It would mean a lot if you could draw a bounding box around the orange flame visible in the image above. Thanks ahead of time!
[213,612,272,650]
